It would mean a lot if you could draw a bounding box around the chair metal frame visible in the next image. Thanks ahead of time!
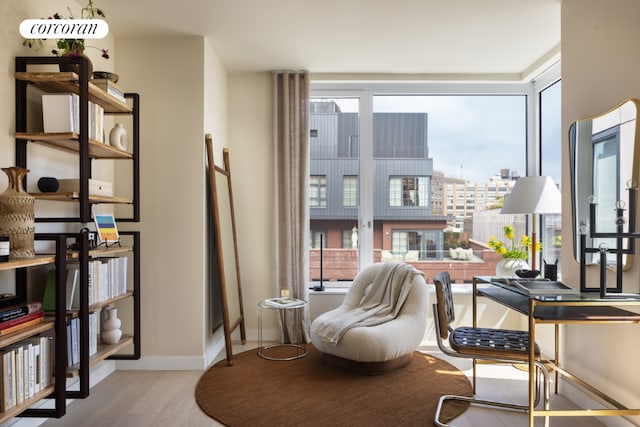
[431,272,549,427]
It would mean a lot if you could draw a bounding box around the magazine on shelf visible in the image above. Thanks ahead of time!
[263,297,306,308]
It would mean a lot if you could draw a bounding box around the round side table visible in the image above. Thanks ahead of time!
[257,298,308,361]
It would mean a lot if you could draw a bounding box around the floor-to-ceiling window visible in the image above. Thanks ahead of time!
[310,69,560,284]
[539,74,562,276]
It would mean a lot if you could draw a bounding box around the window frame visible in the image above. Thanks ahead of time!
[311,72,559,273]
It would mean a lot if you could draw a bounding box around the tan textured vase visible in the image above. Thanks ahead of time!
[0,167,35,258]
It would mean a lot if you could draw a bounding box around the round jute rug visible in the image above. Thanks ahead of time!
[195,346,472,426]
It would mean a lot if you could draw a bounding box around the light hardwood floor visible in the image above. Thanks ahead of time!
[37,342,605,427]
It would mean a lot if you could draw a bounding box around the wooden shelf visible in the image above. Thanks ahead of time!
[62,292,134,315]
[0,321,54,348]
[32,191,133,205]
[0,255,55,271]
[14,72,132,114]
[0,384,55,424]
[66,334,134,378]
[66,245,134,260]
[15,132,133,159]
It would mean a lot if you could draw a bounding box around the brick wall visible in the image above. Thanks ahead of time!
[309,239,503,283]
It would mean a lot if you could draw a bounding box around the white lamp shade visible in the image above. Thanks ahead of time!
[501,176,561,214]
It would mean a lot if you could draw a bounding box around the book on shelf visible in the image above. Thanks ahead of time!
[263,297,306,308]
[0,311,44,331]
[92,78,126,103]
[0,302,42,323]
[0,315,45,337]
[0,337,51,410]
[66,265,80,310]
[70,317,79,366]
[41,93,105,143]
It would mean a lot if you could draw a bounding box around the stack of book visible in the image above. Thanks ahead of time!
[0,303,44,337]
[42,93,105,143]
[66,311,98,368]
[0,336,51,411]
[92,79,126,103]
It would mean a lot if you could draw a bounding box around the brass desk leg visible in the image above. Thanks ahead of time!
[528,298,536,427]
[555,323,559,394]
[472,277,478,394]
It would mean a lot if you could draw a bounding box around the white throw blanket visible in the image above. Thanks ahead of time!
[314,262,422,344]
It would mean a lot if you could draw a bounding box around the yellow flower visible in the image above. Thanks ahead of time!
[487,224,538,260]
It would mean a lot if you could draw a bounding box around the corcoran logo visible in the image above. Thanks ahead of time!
[19,19,109,39]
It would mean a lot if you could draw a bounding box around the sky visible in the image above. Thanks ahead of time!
[326,92,562,184]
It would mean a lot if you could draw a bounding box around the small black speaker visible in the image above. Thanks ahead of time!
[37,177,59,193]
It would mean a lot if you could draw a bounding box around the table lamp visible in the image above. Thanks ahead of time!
[500,176,562,271]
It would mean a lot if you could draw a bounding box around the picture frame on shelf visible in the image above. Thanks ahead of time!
[93,212,120,246]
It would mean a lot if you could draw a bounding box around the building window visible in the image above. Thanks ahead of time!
[343,176,358,207]
[310,230,327,248]
[310,175,327,207]
[389,177,428,207]
[391,230,442,260]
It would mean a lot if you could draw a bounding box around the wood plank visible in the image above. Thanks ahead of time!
[0,321,54,347]
[0,385,56,424]
[14,72,132,113]
[15,132,133,159]
[0,255,55,271]
[66,335,134,378]
[33,192,133,204]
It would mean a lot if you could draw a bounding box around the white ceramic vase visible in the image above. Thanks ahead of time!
[101,306,122,345]
[109,123,128,151]
[495,258,529,277]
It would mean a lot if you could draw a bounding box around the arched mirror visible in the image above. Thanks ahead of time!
[570,99,640,271]
[205,134,246,365]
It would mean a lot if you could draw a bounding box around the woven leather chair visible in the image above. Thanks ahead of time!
[432,271,549,427]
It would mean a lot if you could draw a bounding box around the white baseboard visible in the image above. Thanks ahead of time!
[115,356,207,371]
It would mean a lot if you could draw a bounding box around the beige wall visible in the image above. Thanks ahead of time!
[562,0,640,420]
[227,73,278,340]
[116,35,213,367]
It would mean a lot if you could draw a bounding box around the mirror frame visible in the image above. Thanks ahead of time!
[205,134,246,365]
[570,98,640,272]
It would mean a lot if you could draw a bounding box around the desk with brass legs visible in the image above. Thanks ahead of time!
[472,276,640,427]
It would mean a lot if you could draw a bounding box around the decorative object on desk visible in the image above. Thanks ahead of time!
[515,268,540,279]
[488,225,531,276]
[101,306,122,345]
[495,258,529,277]
[109,123,129,150]
[0,167,35,258]
[500,176,562,271]
[543,259,558,281]
[579,180,640,296]
[37,176,59,193]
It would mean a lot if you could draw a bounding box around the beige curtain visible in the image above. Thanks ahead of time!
[272,71,311,344]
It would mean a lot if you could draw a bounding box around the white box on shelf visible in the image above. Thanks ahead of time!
[42,93,79,133]
[57,179,113,197]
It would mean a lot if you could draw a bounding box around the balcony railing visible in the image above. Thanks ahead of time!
[309,239,503,284]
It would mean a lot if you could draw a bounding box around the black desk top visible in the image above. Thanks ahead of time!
[477,286,640,322]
